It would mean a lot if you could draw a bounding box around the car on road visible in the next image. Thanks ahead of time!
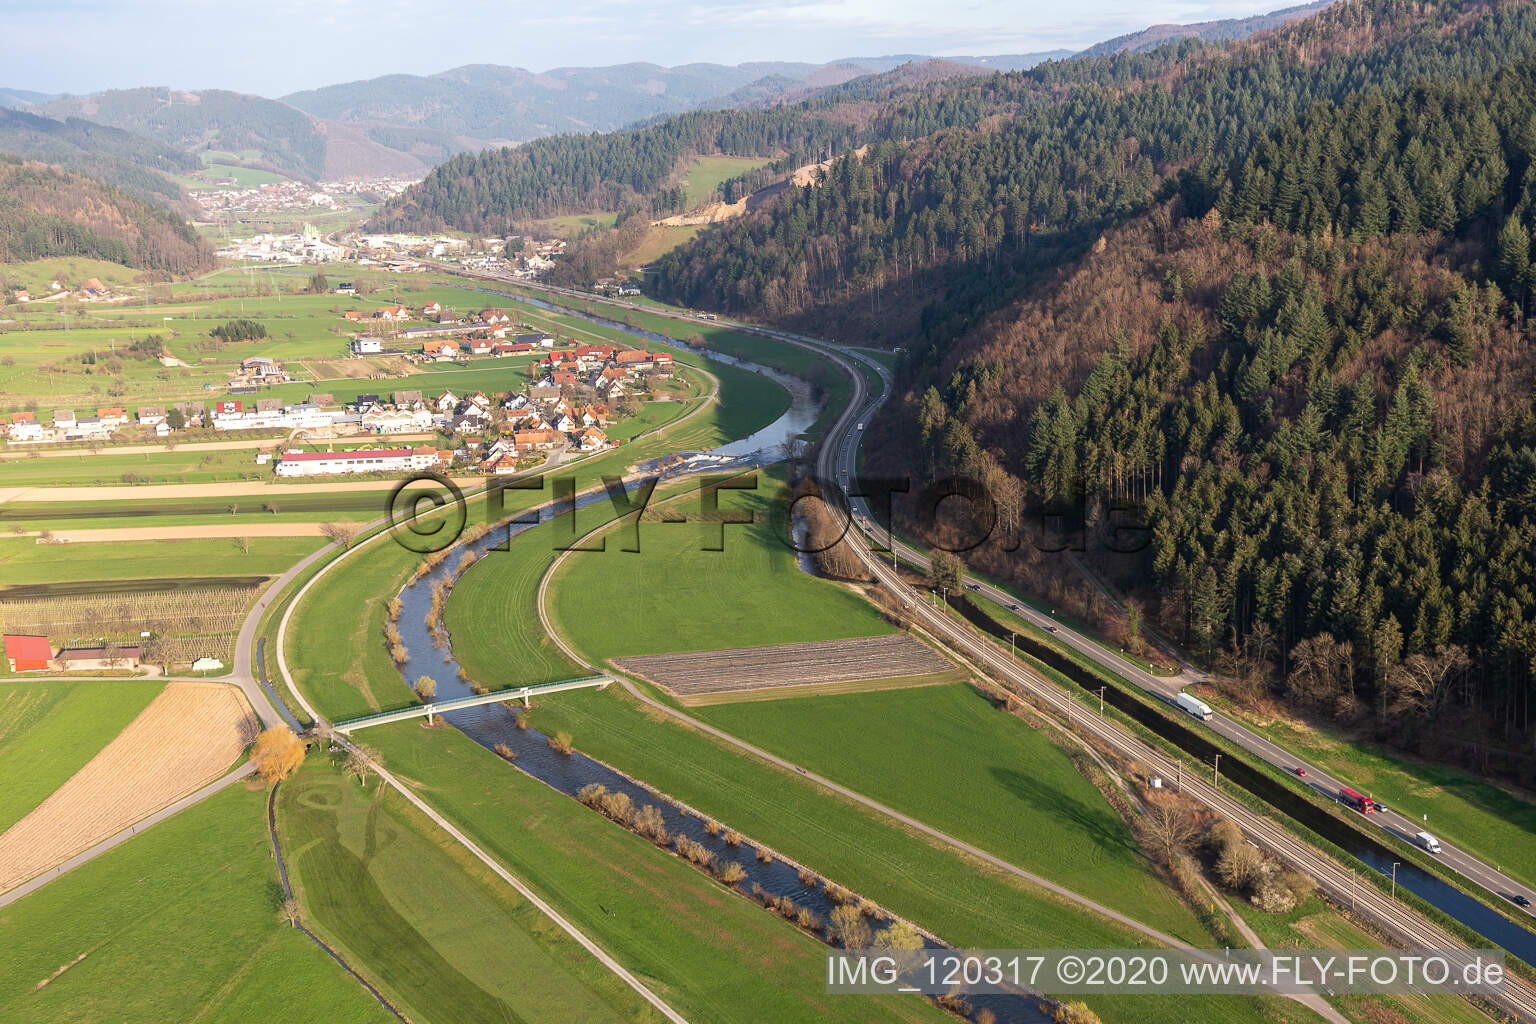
[1511,894,1532,908]
[1046,625,1059,633]
[1007,603,1020,611]
[1294,767,1307,777]
[965,583,980,592]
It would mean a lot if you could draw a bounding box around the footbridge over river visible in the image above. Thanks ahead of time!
[332,675,612,734]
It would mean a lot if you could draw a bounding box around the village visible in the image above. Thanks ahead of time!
[4,297,679,478]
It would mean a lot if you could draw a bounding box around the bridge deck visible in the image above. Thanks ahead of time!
[334,675,610,733]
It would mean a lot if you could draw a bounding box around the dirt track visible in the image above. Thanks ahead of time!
[0,476,483,504]
[29,524,333,542]
[0,433,437,461]
[0,681,258,892]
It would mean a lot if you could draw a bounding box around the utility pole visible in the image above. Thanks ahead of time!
[1391,861,1400,900]
[1098,686,1106,715]
[1175,760,1182,794]
[1009,632,1017,659]
[1350,868,1357,913]
[1212,753,1221,790]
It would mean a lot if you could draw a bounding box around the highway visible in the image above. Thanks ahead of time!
[459,271,1536,1017]
[496,273,1536,925]
[810,333,1536,1022]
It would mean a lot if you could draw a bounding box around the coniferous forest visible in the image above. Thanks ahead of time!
[377,0,1536,777]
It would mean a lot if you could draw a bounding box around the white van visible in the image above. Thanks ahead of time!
[1415,831,1442,854]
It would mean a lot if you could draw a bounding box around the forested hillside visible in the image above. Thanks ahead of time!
[863,8,1536,773]
[0,158,214,274]
[0,107,199,212]
[33,88,328,180]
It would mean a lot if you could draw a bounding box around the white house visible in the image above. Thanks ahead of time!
[7,418,45,442]
[351,336,385,355]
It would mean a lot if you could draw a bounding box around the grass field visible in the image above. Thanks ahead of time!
[678,155,775,207]
[448,683,1304,1024]
[0,681,162,832]
[0,535,324,584]
[363,721,950,1024]
[0,258,147,296]
[625,224,704,266]
[0,782,392,1024]
[280,757,664,1024]
[691,681,1213,943]
[547,468,892,662]
[535,212,620,236]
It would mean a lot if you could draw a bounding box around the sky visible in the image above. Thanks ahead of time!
[4,0,1303,97]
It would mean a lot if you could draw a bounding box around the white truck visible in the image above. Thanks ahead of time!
[1174,691,1214,721]
[1415,831,1442,854]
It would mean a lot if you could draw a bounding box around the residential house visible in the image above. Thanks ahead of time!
[344,310,366,322]
[351,335,384,355]
[466,337,493,356]
[373,305,411,322]
[97,407,129,428]
[434,391,458,413]
[422,301,441,317]
[213,401,244,420]
[480,308,512,325]
[577,427,608,451]
[393,389,424,409]
[335,281,357,295]
[137,405,167,427]
[483,453,521,474]
[7,413,45,442]
[52,409,76,429]
[422,339,459,361]
[466,391,491,410]
[513,429,559,451]
[614,350,654,371]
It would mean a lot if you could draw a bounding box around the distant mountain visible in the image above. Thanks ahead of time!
[0,88,53,109]
[0,107,198,212]
[1078,0,1336,56]
[31,87,331,180]
[284,54,1072,154]
[0,156,213,274]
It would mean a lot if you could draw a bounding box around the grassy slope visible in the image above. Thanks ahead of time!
[279,757,659,1024]
[548,468,893,662]
[678,156,775,207]
[364,722,948,1024]
[0,681,163,831]
[693,682,1211,943]
[0,783,390,1024]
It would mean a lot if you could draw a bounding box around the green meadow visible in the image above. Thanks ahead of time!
[0,783,391,1024]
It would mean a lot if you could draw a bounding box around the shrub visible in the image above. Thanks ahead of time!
[828,904,872,949]
[635,804,668,842]
[389,642,409,664]
[824,882,853,905]
[796,907,819,931]
[756,846,772,863]
[720,861,747,884]
[577,783,607,807]
[515,714,529,730]
[703,820,722,836]
[723,829,742,847]
[797,867,817,886]
[1053,1000,1103,1024]
[547,731,573,755]
[493,742,517,762]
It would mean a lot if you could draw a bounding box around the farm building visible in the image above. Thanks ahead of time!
[274,447,437,477]
[56,645,143,670]
[3,634,55,672]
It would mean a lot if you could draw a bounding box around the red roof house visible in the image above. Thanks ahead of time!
[4,634,54,672]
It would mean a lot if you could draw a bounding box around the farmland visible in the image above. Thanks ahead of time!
[0,782,393,1024]
[0,682,162,832]
[279,757,665,1024]
[677,155,775,208]
[0,535,324,584]
[471,683,1296,1024]
[0,584,257,668]
[361,720,953,1024]
[612,633,955,699]
[0,682,257,891]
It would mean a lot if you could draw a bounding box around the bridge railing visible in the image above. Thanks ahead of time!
[333,674,609,733]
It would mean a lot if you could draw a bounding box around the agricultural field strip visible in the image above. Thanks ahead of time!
[0,584,258,665]
[0,682,258,892]
[613,634,954,695]
[537,505,1195,949]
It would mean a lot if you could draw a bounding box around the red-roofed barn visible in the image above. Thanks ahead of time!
[4,634,55,672]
